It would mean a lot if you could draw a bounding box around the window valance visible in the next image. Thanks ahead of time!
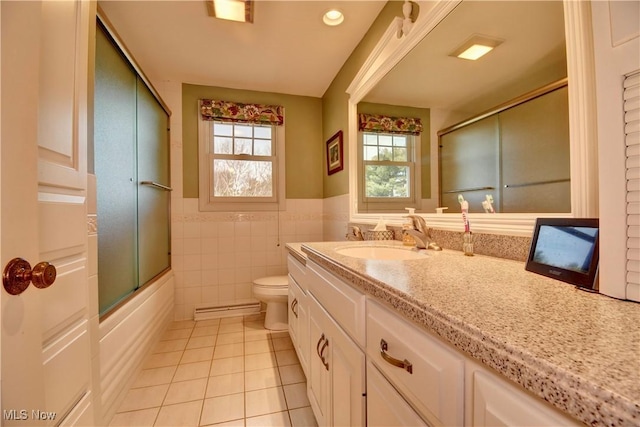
[358,113,422,135]
[200,99,284,126]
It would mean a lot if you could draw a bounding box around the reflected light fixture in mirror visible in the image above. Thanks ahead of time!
[323,9,344,26]
[450,34,504,60]
[209,0,253,23]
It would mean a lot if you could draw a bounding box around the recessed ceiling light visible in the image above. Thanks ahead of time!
[208,0,253,23]
[450,35,503,61]
[323,9,344,26]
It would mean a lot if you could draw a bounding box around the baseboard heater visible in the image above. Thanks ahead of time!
[194,302,261,321]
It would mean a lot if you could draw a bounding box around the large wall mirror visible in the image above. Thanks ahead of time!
[347,0,598,236]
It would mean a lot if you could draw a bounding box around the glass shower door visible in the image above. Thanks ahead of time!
[95,26,139,314]
[137,77,171,284]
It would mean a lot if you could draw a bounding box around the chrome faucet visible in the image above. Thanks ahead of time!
[346,225,364,241]
[406,215,442,250]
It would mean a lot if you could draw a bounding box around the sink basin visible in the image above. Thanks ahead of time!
[335,246,427,260]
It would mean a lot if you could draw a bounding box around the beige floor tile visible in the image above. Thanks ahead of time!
[243,313,265,322]
[154,339,188,354]
[173,361,211,382]
[244,328,271,342]
[283,383,310,409]
[154,400,202,427]
[210,356,244,377]
[215,332,244,345]
[163,378,207,405]
[218,323,245,334]
[205,419,245,427]
[220,316,244,324]
[187,335,216,350]
[206,372,244,398]
[275,349,299,367]
[133,366,177,388]
[191,326,218,337]
[244,367,281,391]
[144,351,183,369]
[245,387,287,418]
[181,347,214,364]
[194,319,221,328]
[109,407,159,426]
[243,320,266,332]
[200,393,245,426]
[244,352,277,371]
[278,364,305,385]
[271,336,294,351]
[245,411,291,427]
[213,342,244,359]
[161,328,192,341]
[289,407,317,427]
[168,320,196,330]
[117,384,169,412]
[269,331,290,340]
[244,339,273,355]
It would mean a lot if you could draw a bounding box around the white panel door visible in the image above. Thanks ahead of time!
[1,1,93,425]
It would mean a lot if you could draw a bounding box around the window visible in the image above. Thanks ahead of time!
[198,100,285,211]
[363,132,413,199]
[358,113,422,212]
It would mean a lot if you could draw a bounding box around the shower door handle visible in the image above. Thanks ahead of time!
[140,181,173,191]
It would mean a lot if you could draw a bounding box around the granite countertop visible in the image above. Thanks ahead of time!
[287,241,640,427]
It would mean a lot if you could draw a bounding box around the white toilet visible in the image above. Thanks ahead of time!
[252,275,289,331]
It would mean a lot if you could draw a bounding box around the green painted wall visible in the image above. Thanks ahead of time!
[321,1,404,198]
[358,102,431,199]
[182,84,323,199]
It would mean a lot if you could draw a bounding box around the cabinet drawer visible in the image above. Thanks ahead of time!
[367,361,428,427]
[307,261,365,347]
[367,299,464,426]
[288,254,308,292]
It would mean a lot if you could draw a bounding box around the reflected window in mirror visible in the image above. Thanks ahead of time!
[357,112,424,212]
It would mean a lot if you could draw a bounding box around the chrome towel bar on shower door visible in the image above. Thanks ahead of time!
[140,181,173,191]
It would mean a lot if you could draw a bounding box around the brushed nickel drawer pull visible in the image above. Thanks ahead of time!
[380,339,413,374]
[291,298,298,318]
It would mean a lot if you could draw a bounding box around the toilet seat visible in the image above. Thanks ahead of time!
[253,275,288,289]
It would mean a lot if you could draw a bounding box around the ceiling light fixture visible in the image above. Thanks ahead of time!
[450,35,503,61]
[207,0,253,23]
[323,9,344,26]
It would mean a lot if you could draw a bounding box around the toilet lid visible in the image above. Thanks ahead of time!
[253,275,288,288]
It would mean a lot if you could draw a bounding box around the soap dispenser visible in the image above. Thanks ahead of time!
[402,208,416,246]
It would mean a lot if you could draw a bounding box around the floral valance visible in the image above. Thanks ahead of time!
[358,113,422,135]
[200,99,284,126]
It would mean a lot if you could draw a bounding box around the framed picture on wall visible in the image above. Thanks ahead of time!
[326,130,344,175]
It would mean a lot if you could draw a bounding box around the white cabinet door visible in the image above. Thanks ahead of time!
[288,274,310,376]
[307,296,330,426]
[367,362,428,427]
[307,294,365,427]
[1,1,93,425]
[470,367,579,427]
[327,313,365,427]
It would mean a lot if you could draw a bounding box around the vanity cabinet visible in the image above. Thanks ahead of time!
[306,261,366,426]
[287,255,310,375]
[367,299,464,426]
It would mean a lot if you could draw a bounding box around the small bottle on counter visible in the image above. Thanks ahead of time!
[402,217,415,246]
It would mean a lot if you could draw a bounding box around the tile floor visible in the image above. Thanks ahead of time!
[109,314,318,427]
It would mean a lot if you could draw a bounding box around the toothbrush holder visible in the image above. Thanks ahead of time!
[463,231,474,256]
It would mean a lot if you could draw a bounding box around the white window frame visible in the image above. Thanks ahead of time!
[198,115,285,212]
[358,131,421,212]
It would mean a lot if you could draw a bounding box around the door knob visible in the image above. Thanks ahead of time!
[3,257,57,295]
